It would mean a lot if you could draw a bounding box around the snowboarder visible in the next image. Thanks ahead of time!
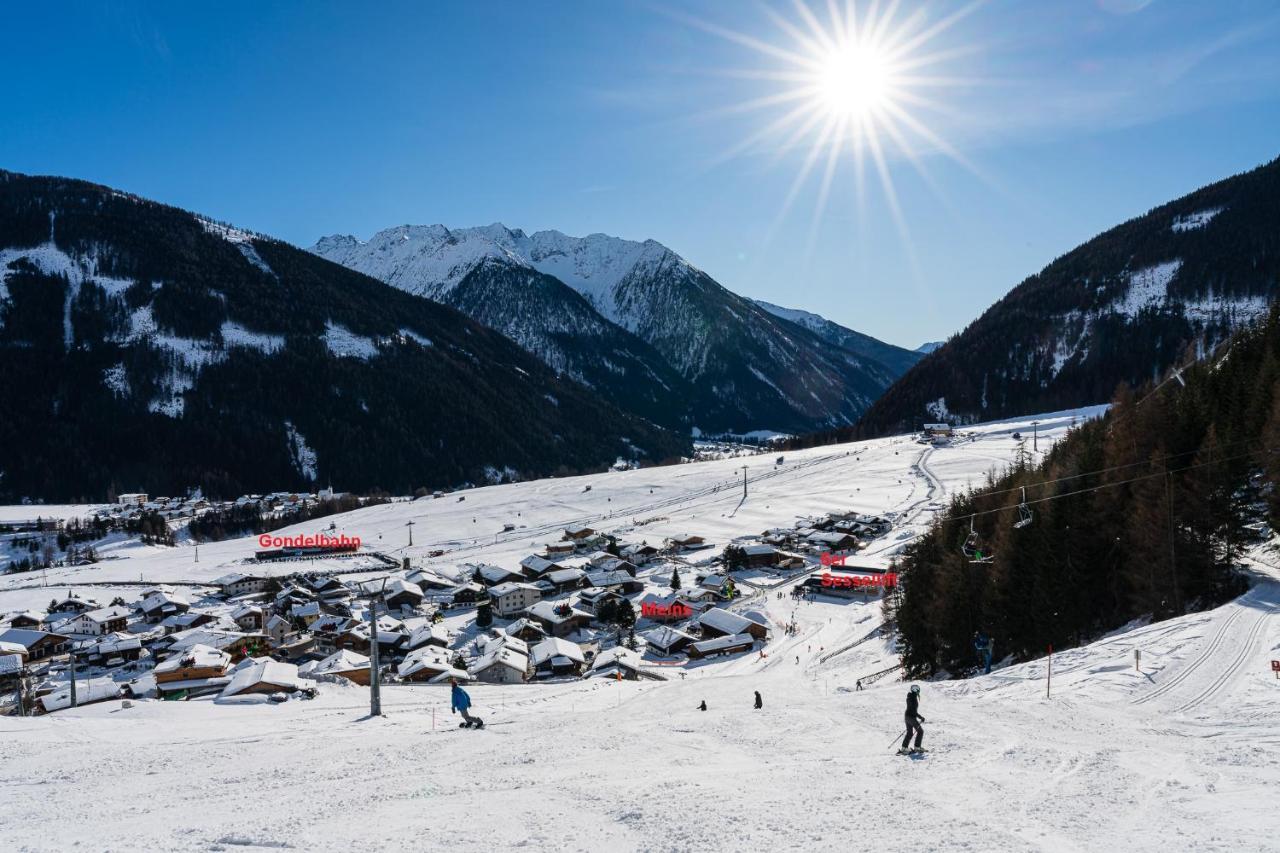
[754,690,762,710]
[450,678,483,729]
[899,685,925,754]
[855,679,863,691]
[698,700,707,711]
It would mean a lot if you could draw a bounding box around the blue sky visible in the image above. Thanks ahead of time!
[2,1,1278,348]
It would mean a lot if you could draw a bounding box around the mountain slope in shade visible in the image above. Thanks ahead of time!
[0,170,689,500]
[857,156,1280,436]
[753,299,922,380]
[314,225,908,434]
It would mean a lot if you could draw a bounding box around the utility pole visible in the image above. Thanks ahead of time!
[739,465,748,500]
[406,520,415,548]
[68,648,78,709]
[1031,420,1040,453]
[1164,464,1182,615]
[368,577,387,717]
[194,542,199,563]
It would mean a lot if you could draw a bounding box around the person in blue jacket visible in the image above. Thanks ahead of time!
[450,677,483,728]
[974,632,993,675]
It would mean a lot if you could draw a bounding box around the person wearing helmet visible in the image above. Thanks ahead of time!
[900,684,926,754]
[450,677,483,729]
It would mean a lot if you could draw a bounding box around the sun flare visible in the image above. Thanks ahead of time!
[815,43,893,119]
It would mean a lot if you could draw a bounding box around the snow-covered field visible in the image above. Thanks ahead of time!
[6,405,1280,851]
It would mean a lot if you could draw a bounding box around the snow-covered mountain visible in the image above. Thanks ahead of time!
[314,225,914,434]
[859,155,1280,435]
[753,299,922,379]
[915,341,943,354]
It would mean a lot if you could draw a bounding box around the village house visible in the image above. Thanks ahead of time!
[158,610,218,634]
[543,542,576,558]
[154,643,233,696]
[806,531,859,552]
[489,582,542,618]
[6,611,45,630]
[232,604,265,632]
[61,605,131,637]
[666,534,707,552]
[619,543,658,565]
[525,601,593,639]
[213,573,272,598]
[517,555,562,580]
[469,644,529,684]
[82,634,143,667]
[697,574,735,600]
[406,569,456,593]
[219,658,305,698]
[405,623,450,652]
[39,677,122,713]
[48,592,99,615]
[397,646,468,683]
[585,570,644,594]
[304,649,371,685]
[738,543,782,568]
[138,589,190,622]
[477,563,525,587]
[383,578,425,612]
[578,587,624,616]
[563,526,596,542]
[697,608,768,642]
[641,625,695,656]
[687,632,755,660]
[504,618,548,643]
[586,646,657,680]
[0,628,68,661]
[530,637,587,678]
[543,567,588,594]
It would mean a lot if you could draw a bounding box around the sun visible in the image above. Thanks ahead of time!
[676,1,984,250]
[816,43,893,119]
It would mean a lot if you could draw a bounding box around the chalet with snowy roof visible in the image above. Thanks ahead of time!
[158,610,218,635]
[219,658,305,698]
[666,534,707,551]
[544,567,589,594]
[530,637,587,678]
[586,646,657,681]
[525,601,593,639]
[406,569,456,592]
[806,531,859,551]
[62,605,131,637]
[504,618,548,643]
[213,573,271,597]
[697,574,735,600]
[405,623,450,652]
[6,611,45,630]
[578,587,624,616]
[544,542,576,558]
[517,555,561,579]
[0,640,27,663]
[48,593,98,615]
[619,543,658,565]
[637,593,695,623]
[139,590,190,622]
[82,634,143,666]
[563,525,596,542]
[383,578,424,611]
[477,563,525,587]
[738,544,782,568]
[232,604,266,632]
[155,644,233,696]
[39,678,122,713]
[0,628,69,661]
[450,582,487,606]
[304,649,371,685]
[489,582,542,619]
[642,625,696,656]
[586,570,644,594]
[478,632,529,658]
[697,607,767,641]
[470,645,529,684]
[0,654,23,687]
[687,632,755,660]
[398,646,468,683]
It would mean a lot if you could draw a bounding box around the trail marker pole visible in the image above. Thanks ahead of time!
[1135,649,1141,673]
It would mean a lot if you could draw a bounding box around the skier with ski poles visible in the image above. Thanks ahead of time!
[898,685,925,754]
[450,677,484,729]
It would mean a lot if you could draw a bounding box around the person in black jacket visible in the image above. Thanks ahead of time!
[754,690,762,709]
[901,685,925,752]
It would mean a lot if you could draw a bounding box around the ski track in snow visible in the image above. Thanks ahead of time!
[3,404,1279,851]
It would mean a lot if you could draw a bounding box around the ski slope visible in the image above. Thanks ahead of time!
[4,556,1278,851]
[0,407,1104,611]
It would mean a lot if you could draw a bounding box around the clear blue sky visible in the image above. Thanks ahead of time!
[2,1,1278,348]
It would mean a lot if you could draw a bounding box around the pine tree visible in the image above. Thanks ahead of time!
[670,567,681,590]
[475,603,493,628]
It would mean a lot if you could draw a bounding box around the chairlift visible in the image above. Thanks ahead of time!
[961,518,995,564]
[1013,487,1033,530]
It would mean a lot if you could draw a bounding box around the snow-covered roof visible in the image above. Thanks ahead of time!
[407,623,450,649]
[155,643,230,674]
[690,632,755,653]
[526,601,590,624]
[220,658,303,697]
[519,555,555,574]
[587,646,641,674]
[385,578,423,599]
[490,581,540,598]
[82,605,131,624]
[398,646,462,679]
[0,654,23,676]
[698,608,763,636]
[741,544,777,556]
[504,618,546,637]
[312,649,370,675]
[0,628,64,649]
[470,645,528,676]
[545,568,586,584]
[641,625,694,650]
[479,633,528,656]
[530,637,586,667]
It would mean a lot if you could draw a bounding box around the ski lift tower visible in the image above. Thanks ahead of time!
[1030,420,1041,454]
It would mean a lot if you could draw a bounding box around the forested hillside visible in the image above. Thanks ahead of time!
[0,170,689,501]
[858,156,1280,437]
[888,305,1280,677]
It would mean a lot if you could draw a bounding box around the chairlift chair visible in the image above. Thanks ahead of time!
[1013,487,1033,530]
[961,518,995,564]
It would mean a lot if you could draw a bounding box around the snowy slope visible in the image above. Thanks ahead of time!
[754,298,923,378]
[4,409,1278,851]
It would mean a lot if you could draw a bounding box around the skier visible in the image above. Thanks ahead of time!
[855,679,863,691]
[450,678,483,729]
[754,690,762,710]
[698,700,707,712]
[974,631,993,675]
[899,685,925,754]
